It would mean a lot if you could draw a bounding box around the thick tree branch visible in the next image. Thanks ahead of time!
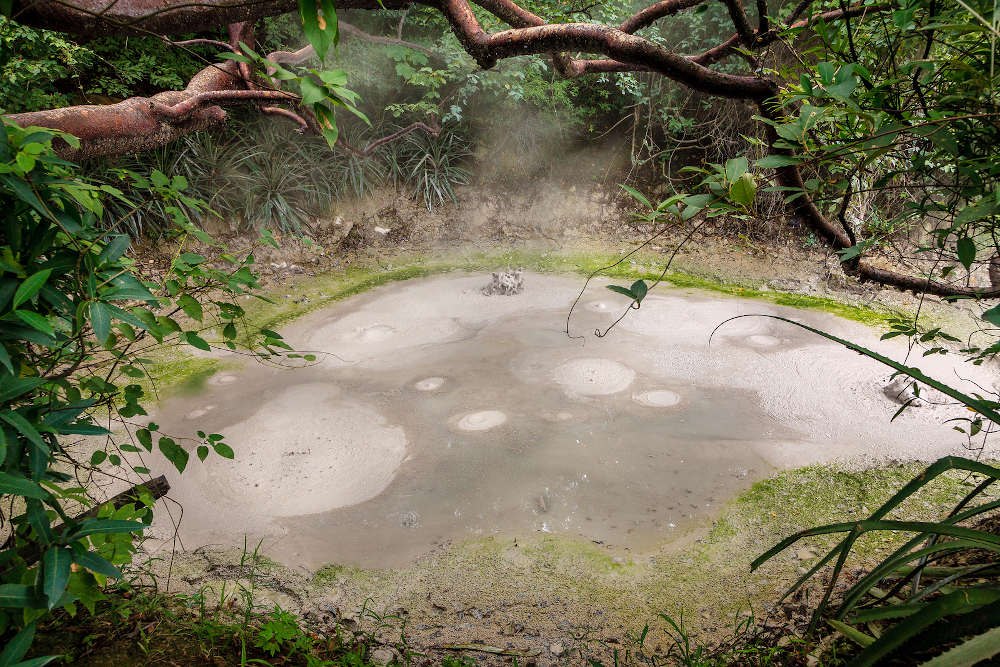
[437,0,776,99]
[720,0,756,45]
[10,0,408,38]
[261,105,309,130]
[151,88,298,121]
[7,60,244,159]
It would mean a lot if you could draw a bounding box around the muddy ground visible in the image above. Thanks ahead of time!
[121,183,999,665]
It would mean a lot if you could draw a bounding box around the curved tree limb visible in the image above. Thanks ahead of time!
[436,0,776,99]
[7,60,244,159]
[10,0,408,38]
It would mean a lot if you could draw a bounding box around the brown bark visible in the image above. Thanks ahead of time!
[10,0,405,38]
[8,61,244,160]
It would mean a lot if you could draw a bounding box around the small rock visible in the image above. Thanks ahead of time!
[374,226,391,235]
[883,376,925,407]
[549,641,565,656]
[796,548,817,560]
[371,647,395,665]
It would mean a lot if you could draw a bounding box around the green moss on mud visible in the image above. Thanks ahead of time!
[237,249,898,340]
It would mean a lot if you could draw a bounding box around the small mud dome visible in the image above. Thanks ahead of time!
[145,273,998,568]
[482,268,525,295]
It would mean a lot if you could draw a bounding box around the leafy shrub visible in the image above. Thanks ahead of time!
[0,119,294,662]
[385,126,471,210]
[757,456,1000,666]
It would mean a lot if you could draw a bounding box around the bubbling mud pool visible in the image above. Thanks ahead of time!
[145,273,997,568]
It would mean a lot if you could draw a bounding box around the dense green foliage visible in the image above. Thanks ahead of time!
[0,120,315,663]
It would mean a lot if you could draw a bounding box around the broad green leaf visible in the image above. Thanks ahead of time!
[0,621,38,667]
[177,294,203,322]
[13,269,51,309]
[197,445,209,462]
[183,331,211,351]
[0,376,46,403]
[299,0,331,64]
[89,301,111,345]
[65,519,146,541]
[956,237,977,270]
[983,304,1000,327]
[606,285,636,299]
[729,172,757,206]
[158,437,189,473]
[0,411,49,456]
[755,155,802,168]
[97,235,130,265]
[14,310,54,337]
[41,547,72,609]
[724,156,749,182]
[90,451,107,466]
[630,280,648,303]
[299,78,328,107]
[619,184,652,210]
[0,471,49,499]
[921,625,1000,666]
[135,428,153,451]
[212,442,235,459]
[71,550,122,579]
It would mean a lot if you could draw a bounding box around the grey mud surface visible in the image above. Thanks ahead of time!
[144,272,999,570]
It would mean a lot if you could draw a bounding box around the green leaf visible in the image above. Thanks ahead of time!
[66,519,146,541]
[724,156,749,182]
[619,184,652,210]
[98,235,131,265]
[12,269,51,309]
[0,586,45,610]
[827,618,875,647]
[177,294,203,322]
[0,622,37,667]
[41,547,72,608]
[14,310,54,337]
[299,78,328,107]
[0,411,49,456]
[630,280,648,303]
[158,437,189,473]
[197,445,209,462]
[183,331,211,351]
[606,285,636,299]
[921,625,1000,666]
[135,428,153,451]
[957,237,976,270]
[71,550,122,579]
[0,376,46,403]
[89,301,111,345]
[89,451,107,466]
[729,172,757,206]
[212,442,235,459]
[0,471,49,499]
[0,344,12,374]
[755,155,802,168]
[298,0,331,64]
[983,304,1000,327]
